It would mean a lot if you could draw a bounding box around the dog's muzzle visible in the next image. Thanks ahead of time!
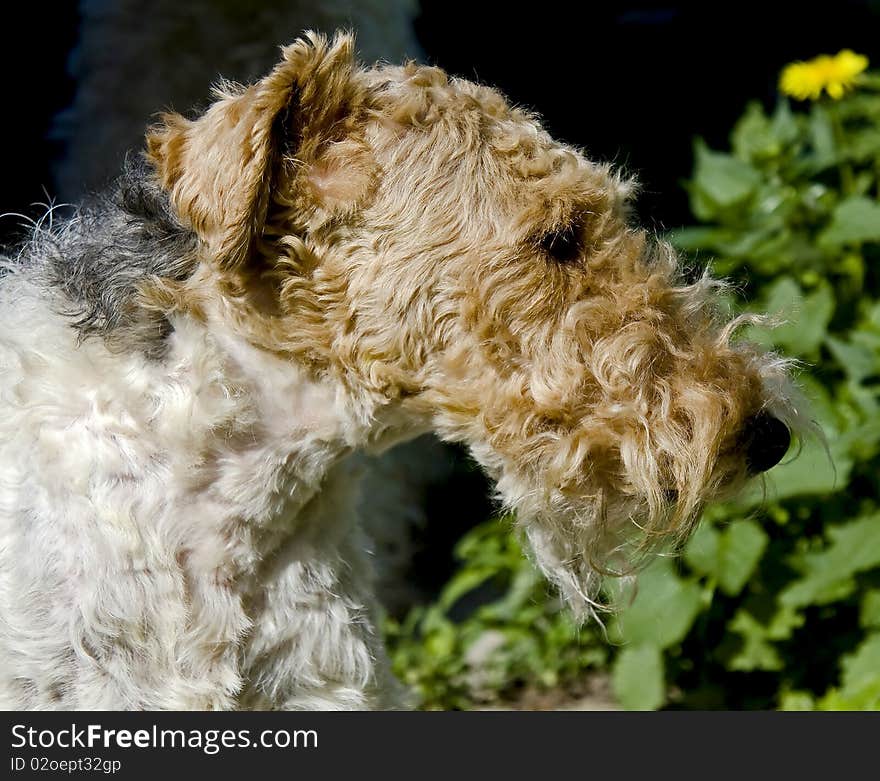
[742,411,791,474]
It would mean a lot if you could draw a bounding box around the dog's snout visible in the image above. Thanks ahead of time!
[743,411,791,474]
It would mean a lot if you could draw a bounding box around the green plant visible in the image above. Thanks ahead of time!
[651,63,880,711]
[385,518,607,709]
[387,56,880,711]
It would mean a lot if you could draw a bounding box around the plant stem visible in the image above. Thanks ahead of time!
[828,103,856,195]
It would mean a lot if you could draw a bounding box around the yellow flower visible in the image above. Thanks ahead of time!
[780,50,868,101]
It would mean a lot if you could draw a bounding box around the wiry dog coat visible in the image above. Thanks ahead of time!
[0,33,803,709]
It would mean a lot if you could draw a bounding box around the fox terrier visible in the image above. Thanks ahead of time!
[0,32,803,709]
[54,0,444,617]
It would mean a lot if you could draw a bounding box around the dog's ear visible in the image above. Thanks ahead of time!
[146,30,371,271]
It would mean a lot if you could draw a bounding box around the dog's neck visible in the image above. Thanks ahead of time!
[159,302,420,562]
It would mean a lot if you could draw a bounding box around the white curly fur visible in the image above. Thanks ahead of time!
[53,2,446,618]
[0,269,405,709]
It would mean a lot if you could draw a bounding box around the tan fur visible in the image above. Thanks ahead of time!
[144,31,808,617]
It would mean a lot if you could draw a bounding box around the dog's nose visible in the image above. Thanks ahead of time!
[743,411,791,474]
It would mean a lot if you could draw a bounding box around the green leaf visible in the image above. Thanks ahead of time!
[668,226,734,253]
[724,604,804,672]
[481,565,544,621]
[819,196,880,246]
[725,610,783,671]
[732,102,776,161]
[770,100,800,147]
[717,520,770,596]
[610,558,702,649]
[779,690,817,711]
[811,633,880,710]
[691,140,762,214]
[423,614,458,659]
[683,519,767,596]
[781,279,835,353]
[612,644,665,711]
[836,410,880,463]
[815,682,880,711]
[683,522,721,576]
[807,106,837,170]
[846,127,880,163]
[732,100,800,163]
[438,567,496,612]
[825,335,878,382]
[840,633,880,694]
[760,434,849,502]
[860,591,880,629]
[747,277,834,357]
[781,512,880,609]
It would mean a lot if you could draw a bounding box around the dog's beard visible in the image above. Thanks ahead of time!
[504,472,710,621]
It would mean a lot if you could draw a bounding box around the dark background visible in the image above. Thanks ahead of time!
[3,1,880,245]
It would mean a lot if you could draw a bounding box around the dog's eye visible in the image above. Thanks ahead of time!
[540,226,582,263]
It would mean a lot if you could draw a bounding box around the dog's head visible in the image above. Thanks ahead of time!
[145,31,809,614]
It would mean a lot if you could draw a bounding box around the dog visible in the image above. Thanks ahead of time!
[0,32,805,709]
[54,0,442,617]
